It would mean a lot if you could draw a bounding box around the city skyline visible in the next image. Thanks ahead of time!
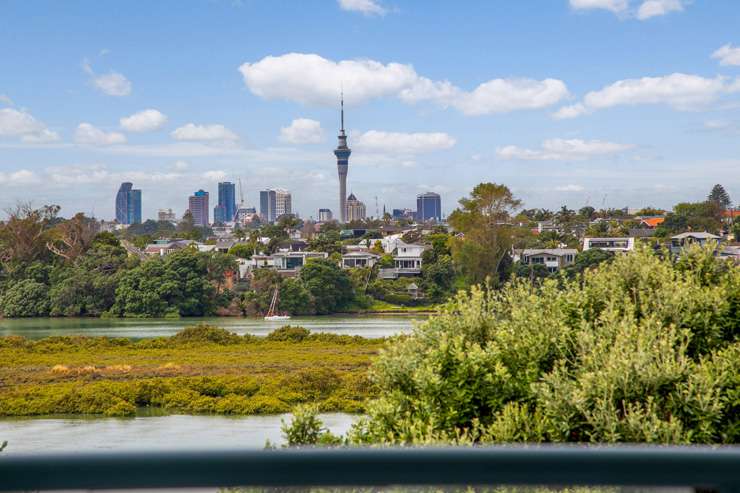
[1,1,740,220]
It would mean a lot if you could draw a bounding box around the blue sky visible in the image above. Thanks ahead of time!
[1,0,739,220]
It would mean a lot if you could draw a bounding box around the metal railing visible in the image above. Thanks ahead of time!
[1,446,739,492]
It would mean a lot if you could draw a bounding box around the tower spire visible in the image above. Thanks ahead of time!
[340,90,345,134]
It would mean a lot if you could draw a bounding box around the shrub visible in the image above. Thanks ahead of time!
[350,244,740,445]
[0,279,50,317]
[266,326,311,342]
[171,324,242,345]
[281,404,342,446]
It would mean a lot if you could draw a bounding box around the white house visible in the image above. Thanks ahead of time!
[670,232,722,255]
[379,241,426,279]
[583,237,635,253]
[519,248,577,273]
[248,251,327,274]
[341,251,380,269]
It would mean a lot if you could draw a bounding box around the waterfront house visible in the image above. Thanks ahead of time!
[519,248,577,273]
[341,251,380,269]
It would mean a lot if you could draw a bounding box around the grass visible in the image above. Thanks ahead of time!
[0,325,384,417]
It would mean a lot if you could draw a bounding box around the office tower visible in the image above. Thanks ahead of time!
[188,189,209,227]
[416,192,442,222]
[260,189,277,223]
[217,181,237,222]
[345,193,366,222]
[213,204,227,224]
[115,182,142,225]
[318,208,333,222]
[158,208,177,222]
[333,95,351,223]
[275,189,292,218]
[128,189,142,224]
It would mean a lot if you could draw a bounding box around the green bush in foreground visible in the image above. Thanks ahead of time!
[347,244,739,445]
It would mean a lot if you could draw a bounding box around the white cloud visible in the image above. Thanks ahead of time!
[172,160,190,171]
[279,118,324,144]
[569,0,686,20]
[496,138,633,160]
[338,0,387,16]
[555,184,586,192]
[636,0,684,19]
[238,53,568,115]
[553,73,737,118]
[120,109,168,132]
[353,130,456,154]
[712,44,740,66]
[569,0,628,13]
[203,170,227,181]
[170,123,239,142]
[83,59,132,96]
[0,108,60,143]
[46,164,182,185]
[74,123,127,146]
[0,169,40,185]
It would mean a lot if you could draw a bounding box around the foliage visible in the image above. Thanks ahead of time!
[708,184,732,210]
[350,244,739,445]
[281,404,343,446]
[448,183,522,286]
[299,259,355,314]
[0,279,50,317]
[228,243,254,259]
[279,278,314,315]
[265,326,311,342]
[563,249,615,277]
[170,324,244,345]
[658,201,723,235]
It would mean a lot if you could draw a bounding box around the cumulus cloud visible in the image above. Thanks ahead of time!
[496,138,633,160]
[338,0,387,16]
[203,170,227,181]
[74,123,127,146]
[0,108,60,143]
[569,0,628,13]
[569,0,686,19]
[170,123,239,142]
[636,0,684,19]
[46,164,182,185]
[83,59,132,96]
[120,109,168,132]
[0,169,40,185]
[238,53,568,115]
[279,118,324,144]
[712,44,740,66]
[353,130,456,154]
[553,73,739,118]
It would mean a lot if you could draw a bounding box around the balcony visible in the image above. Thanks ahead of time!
[1,446,739,491]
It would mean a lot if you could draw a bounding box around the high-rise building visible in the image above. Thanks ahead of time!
[318,208,333,222]
[158,208,177,222]
[275,189,292,219]
[333,95,351,223]
[417,192,442,222]
[260,189,277,223]
[115,182,142,225]
[188,189,209,227]
[128,189,142,225]
[217,182,237,223]
[346,193,366,222]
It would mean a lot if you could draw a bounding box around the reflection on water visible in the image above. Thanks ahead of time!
[0,315,424,339]
[0,413,356,455]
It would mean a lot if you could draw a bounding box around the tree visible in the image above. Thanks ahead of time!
[448,183,522,286]
[564,248,614,277]
[578,206,595,220]
[708,184,732,210]
[279,278,314,315]
[228,243,254,259]
[46,213,98,262]
[299,258,354,314]
[0,279,50,317]
[0,203,59,266]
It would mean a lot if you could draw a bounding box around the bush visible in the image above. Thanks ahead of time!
[0,279,50,317]
[281,404,343,446]
[350,244,740,445]
[266,326,311,342]
[171,324,242,345]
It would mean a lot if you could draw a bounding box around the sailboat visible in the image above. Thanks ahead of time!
[264,285,291,321]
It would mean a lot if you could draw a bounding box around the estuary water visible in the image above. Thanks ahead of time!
[0,413,356,455]
[0,314,424,340]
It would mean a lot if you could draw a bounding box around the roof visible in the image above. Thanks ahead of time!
[723,209,740,219]
[522,249,578,256]
[672,232,722,240]
[343,251,380,258]
[640,217,665,228]
[406,282,419,290]
[347,193,358,201]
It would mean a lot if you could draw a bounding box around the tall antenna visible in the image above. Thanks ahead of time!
[340,89,345,133]
[375,196,379,219]
[238,178,245,204]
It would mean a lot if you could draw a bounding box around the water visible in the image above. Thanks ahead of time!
[0,315,424,340]
[0,413,356,455]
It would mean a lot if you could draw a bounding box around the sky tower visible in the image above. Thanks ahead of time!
[334,94,351,223]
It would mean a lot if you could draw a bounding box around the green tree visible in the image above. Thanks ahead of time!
[228,243,254,259]
[279,278,314,315]
[564,249,615,277]
[448,183,522,286]
[0,279,50,317]
[578,206,596,220]
[299,258,354,314]
[708,184,732,210]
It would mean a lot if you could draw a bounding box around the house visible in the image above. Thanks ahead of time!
[519,248,577,273]
[670,232,722,255]
[406,282,421,299]
[341,251,380,269]
[583,237,635,253]
[639,217,665,229]
[719,245,740,264]
[248,251,328,275]
[379,241,426,279]
[144,239,199,256]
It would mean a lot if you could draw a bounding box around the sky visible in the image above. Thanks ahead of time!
[1,0,740,220]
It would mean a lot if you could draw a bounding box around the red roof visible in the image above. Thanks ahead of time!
[641,217,665,228]
[723,209,740,219]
